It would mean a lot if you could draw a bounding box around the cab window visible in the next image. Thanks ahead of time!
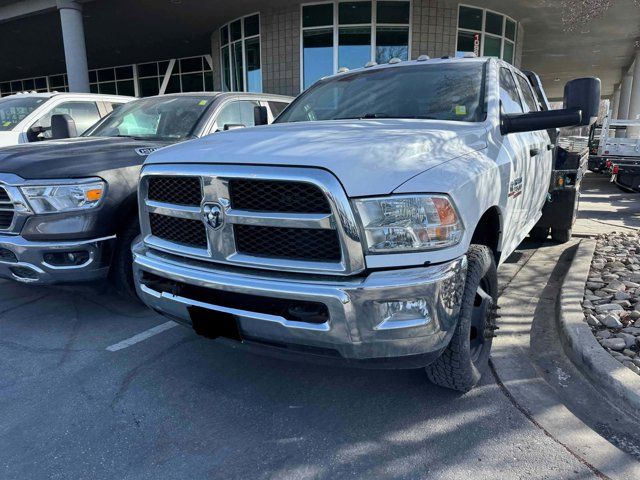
[515,74,539,113]
[215,100,259,131]
[36,101,101,137]
[499,68,523,114]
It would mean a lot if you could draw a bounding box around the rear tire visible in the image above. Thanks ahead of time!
[529,226,549,241]
[109,218,141,300]
[551,227,571,243]
[425,244,498,392]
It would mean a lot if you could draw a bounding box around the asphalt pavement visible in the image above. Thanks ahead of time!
[0,173,637,480]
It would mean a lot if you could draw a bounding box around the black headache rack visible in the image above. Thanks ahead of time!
[536,136,589,232]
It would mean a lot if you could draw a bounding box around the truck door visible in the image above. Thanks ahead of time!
[498,67,528,232]
[514,72,552,227]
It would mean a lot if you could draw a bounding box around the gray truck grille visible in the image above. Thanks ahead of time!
[139,166,365,275]
[148,176,202,206]
[0,187,14,230]
[229,179,331,214]
[234,224,341,261]
[149,213,208,248]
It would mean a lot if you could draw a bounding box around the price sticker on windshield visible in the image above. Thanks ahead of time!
[455,106,467,116]
[2,121,11,127]
[198,100,208,106]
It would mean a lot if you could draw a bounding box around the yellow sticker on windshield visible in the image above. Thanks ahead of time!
[2,121,11,127]
[455,105,467,116]
[198,100,208,106]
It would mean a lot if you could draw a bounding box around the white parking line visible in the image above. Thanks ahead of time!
[106,321,179,352]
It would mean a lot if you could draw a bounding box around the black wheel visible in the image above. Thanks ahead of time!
[109,217,141,300]
[529,226,549,241]
[425,244,498,392]
[550,227,571,243]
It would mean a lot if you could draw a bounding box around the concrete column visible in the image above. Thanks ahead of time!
[627,52,640,121]
[610,86,621,120]
[618,70,634,120]
[57,0,90,93]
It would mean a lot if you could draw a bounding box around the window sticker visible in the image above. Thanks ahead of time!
[455,105,467,116]
[2,121,11,127]
[198,100,208,106]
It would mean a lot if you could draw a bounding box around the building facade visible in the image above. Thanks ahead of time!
[1,0,524,99]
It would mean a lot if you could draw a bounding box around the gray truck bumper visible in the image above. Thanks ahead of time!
[132,242,467,367]
[0,234,115,284]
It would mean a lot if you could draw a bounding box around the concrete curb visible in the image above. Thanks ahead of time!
[558,238,640,419]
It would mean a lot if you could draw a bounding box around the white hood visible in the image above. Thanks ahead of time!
[147,119,489,196]
[0,131,20,148]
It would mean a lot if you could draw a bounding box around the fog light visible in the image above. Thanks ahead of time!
[43,251,90,267]
[375,298,432,330]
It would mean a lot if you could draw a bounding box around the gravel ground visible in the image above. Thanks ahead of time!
[582,232,640,375]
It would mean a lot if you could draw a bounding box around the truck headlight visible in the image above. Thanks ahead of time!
[353,195,464,253]
[20,180,105,214]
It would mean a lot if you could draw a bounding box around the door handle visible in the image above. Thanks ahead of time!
[547,143,554,151]
[530,148,540,157]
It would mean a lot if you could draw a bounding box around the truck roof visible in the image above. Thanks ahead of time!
[318,55,490,82]
[0,91,133,101]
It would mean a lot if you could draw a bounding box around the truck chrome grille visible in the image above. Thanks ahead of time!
[234,224,341,261]
[148,176,202,206]
[229,179,331,213]
[139,166,365,275]
[0,187,14,230]
[149,213,208,248]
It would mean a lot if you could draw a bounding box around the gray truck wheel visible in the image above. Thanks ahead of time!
[551,227,571,243]
[529,226,549,241]
[109,218,141,300]
[425,244,498,392]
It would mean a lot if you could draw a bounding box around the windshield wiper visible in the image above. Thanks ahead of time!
[334,113,392,120]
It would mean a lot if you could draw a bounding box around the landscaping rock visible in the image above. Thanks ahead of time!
[584,232,640,376]
[600,338,626,351]
[600,313,623,328]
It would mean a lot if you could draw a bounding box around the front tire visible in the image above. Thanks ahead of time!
[109,218,141,300]
[425,244,498,392]
[529,226,549,241]
[551,227,571,243]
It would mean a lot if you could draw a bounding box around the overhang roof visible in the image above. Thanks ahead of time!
[0,0,638,99]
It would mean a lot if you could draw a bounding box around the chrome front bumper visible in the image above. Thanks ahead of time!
[133,241,467,366]
[0,234,115,284]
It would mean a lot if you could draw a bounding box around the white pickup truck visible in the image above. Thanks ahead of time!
[132,57,599,391]
[0,92,133,146]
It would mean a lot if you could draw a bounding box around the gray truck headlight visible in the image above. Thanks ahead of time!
[20,180,105,214]
[353,195,464,253]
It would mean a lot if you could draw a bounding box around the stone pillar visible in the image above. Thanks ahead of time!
[626,52,640,122]
[57,0,90,92]
[610,86,621,120]
[618,70,634,120]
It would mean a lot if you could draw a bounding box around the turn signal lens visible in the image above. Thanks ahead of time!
[85,188,103,202]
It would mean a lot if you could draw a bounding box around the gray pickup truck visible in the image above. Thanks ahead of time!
[0,92,291,295]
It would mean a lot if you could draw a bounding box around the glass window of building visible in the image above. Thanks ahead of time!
[220,14,262,92]
[301,1,411,90]
[456,5,517,64]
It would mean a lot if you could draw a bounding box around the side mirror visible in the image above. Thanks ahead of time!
[223,123,245,131]
[26,125,46,142]
[564,77,601,126]
[51,114,77,139]
[254,105,269,126]
[501,76,601,135]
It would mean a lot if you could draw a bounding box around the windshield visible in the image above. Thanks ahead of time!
[86,96,214,140]
[276,63,486,124]
[0,97,48,131]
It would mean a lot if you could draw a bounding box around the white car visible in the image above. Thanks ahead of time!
[131,57,599,391]
[0,92,133,146]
